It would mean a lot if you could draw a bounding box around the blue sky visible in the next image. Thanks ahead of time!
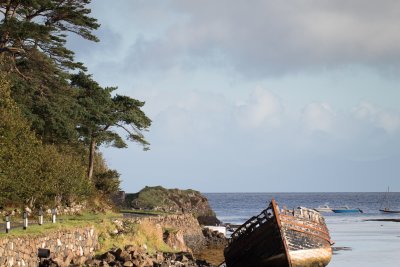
[69,1,400,192]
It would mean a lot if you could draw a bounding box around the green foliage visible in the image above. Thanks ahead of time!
[94,170,121,196]
[72,72,151,149]
[0,72,42,205]
[38,144,94,205]
[9,51,81,144]
[0,72,93,207]
[0,0,98,144]
[0,0,99,70]
[71,72,151,179]
[0,0,152,205]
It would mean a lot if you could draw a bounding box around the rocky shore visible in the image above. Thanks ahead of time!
[92,247,213,267]
[86,215,227,267]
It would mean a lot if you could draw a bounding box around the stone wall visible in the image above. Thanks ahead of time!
[0,214,206,266]
[0,227,98,267]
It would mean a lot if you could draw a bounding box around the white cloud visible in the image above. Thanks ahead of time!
[353,102,400,135]
[302,102,336,133]
[143,89,230,143]
[234,87,283,129]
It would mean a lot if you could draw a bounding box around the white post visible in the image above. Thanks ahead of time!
[5,215,10,233]
[52,209,56,223]
[23,211,28,230]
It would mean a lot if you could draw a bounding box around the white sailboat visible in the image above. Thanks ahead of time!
[379,187,400,213]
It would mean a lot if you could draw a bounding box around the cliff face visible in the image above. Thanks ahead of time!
[122,214,206,253]
[126,186,220,225]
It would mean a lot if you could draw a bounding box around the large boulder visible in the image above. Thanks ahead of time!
[126,186,220,225]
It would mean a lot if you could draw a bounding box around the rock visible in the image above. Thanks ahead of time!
[100,251,116,262]
[125,186,219,225]
[201,228,227,249]
[164,230,188,252]
[124,245,136,253]
[85,258,101,266]
[197,216,221,226]
[155,252,164,263]
[98,246,216,267]
[117,250,132,262]
[131,258,140,266]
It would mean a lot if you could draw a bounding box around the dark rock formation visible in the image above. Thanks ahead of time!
[202,228,228,249]
[125,186,220,225]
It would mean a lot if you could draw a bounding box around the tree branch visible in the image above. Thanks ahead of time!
[115,123,134,135]
[0,47,26,54]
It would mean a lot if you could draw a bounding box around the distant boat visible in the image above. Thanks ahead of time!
[314,205,333,213]
[379,187,400,213]
[332,206,363,213]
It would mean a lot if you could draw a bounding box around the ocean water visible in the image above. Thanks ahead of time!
[205,192,400,267]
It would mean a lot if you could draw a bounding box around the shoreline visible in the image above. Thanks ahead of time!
[364,218,400,222]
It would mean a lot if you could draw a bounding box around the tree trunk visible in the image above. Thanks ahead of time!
[87,137,96,180]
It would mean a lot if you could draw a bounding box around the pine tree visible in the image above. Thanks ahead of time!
[71,72,151,179]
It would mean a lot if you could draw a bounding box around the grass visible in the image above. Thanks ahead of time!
[95,218,175,255]
[0,212,122,238]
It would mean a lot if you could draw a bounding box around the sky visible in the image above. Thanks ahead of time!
[68,0,400,193]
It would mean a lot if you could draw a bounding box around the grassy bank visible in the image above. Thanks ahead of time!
[0,212,121,238]
[0,211,176,255]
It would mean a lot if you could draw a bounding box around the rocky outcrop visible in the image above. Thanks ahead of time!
[126,186,220,225]
[91,214,219,266]
[121,213,206,253]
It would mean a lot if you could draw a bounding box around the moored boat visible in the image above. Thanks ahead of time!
[331,206,362,213]
[379,208,400,213]
[224,199,333,267]
[379,187,400,213]
[314,205,333,213]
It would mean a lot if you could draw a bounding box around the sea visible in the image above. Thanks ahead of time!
[205,192,400,267]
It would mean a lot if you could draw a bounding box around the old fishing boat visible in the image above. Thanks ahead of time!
[224,199,332,267]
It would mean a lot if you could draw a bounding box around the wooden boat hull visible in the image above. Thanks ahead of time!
[224,200,332,267]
